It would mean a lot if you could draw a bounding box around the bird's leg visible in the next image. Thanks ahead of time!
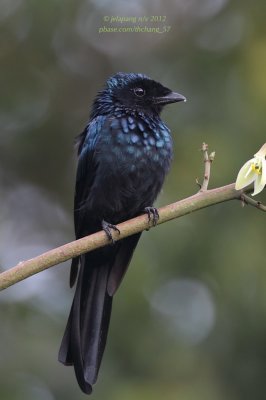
[144,207,159,227]
[102,220,120,244]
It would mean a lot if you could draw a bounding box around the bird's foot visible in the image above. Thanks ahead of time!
[102,220,120,244]
[144,207,159,227]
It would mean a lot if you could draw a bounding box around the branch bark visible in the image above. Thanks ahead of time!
[0,182,256,291]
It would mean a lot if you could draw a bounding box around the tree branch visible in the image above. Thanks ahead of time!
[1,142,265,292]
[0,183,257,291]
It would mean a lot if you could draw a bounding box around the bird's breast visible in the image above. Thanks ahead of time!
[90,113,173,220]
[108,114,173,172]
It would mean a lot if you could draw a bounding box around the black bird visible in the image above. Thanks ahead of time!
[58,72,186,394]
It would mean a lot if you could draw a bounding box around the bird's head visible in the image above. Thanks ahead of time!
[91,72,186,117]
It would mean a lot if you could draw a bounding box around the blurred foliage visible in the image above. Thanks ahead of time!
[0,0,265,399]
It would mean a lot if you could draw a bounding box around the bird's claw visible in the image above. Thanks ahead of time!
[102,220,120,244]
[144,207,159,227]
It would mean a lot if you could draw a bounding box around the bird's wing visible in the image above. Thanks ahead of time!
[70,116,105,287]
[74,119,100,238]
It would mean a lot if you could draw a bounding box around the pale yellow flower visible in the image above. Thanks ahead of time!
[235,143,266,196]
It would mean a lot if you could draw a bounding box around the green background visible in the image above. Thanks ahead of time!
[0,1,265,399]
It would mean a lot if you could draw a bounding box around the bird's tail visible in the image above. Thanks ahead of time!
[58,233,141,394]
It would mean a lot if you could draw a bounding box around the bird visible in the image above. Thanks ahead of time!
[58,72,186,394]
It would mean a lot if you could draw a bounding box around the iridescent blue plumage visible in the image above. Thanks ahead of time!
[59,72,186,394]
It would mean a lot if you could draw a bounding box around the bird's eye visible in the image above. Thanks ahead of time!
[134,87,145,97]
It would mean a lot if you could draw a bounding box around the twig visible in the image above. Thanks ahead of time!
[241,193,266,211]
[0,183,256,291]
[195,177,202,189]
[199,143,215,192]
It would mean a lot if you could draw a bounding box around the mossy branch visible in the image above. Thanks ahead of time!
[0,144,264,291]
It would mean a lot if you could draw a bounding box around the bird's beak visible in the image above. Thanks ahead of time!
[156,91,187,105]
